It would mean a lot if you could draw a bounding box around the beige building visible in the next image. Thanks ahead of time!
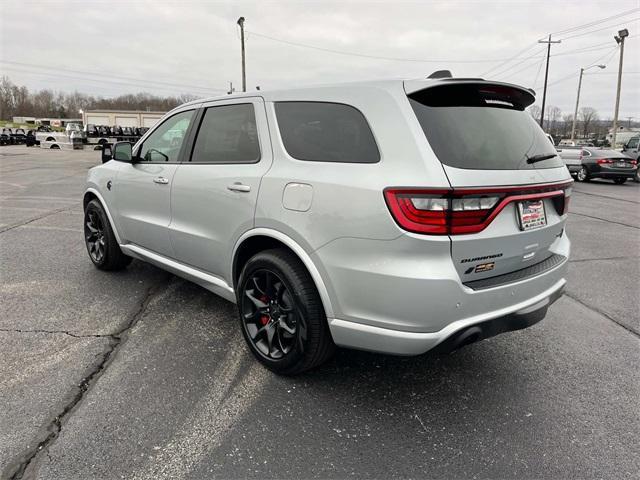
[81,110,166,128]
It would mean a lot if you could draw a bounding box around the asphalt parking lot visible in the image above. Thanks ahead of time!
[1,145,638,479]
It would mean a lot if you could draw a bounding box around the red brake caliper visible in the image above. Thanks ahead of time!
[260,295,270,325]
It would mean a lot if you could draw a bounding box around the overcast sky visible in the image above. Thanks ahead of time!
[1,0,639,119]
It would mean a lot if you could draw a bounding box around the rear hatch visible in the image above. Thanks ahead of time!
[404,81,571,284]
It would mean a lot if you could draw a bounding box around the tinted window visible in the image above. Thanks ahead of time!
[190,104,260,164]
[139,110,194,163]
[409,84,564,170]
[275,102,379,163]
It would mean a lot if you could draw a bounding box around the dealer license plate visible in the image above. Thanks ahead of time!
[517,200,547,231]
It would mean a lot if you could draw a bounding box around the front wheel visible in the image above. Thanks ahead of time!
[237,249,335,375]
[576,166,590,182]
[84,199,131,271]
[613,177,627,184]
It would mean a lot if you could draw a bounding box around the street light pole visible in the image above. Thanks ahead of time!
[571,64,605,142]
[237,17,246,93]
[538,35,562,130]
[611,28,629,147]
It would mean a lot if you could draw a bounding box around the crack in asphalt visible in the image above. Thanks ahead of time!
[0,206,76,234]
[0,328,110,339]
[564,292,640,339]
[2,276,170,480]
[568,211,640,230]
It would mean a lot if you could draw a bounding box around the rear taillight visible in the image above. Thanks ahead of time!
[630,160,637,165]
[384,182,572,235]
[596,158,613,164]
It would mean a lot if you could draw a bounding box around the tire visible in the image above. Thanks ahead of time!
[237,249,335,375]
[50,144,60,149]
[613,177,627,184]
[83,199,132,271]
[576,166,590,182]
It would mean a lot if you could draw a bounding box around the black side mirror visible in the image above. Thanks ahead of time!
[112,142,134,163]
[101,144,113,163]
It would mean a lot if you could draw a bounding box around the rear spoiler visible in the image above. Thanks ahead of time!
[403,78,536,108]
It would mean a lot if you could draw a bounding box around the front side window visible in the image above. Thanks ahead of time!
[139,110,194,163]
[190,103,260,164]
[275,102,380,163]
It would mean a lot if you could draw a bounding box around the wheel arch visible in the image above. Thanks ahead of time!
[83,188,122,244]
[232,229,335,318]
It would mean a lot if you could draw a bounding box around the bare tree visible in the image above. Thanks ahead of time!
[579,107,599,139]
[546,106,562,135]
[562,113,574,137]
[528,105,542,124]
[0,76,204,120]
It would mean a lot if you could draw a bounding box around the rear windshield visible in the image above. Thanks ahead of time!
[409,83,564,170]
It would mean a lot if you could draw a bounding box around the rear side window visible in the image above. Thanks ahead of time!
[275,102,380,163]
[191,103,260,164]
[409,83,564,170]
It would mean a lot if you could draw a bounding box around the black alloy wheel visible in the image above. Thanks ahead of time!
[83,199,131,271]
[85,210,106,263]
[241,269,299,360]
[613,177,627,184]
[237,249,335,374]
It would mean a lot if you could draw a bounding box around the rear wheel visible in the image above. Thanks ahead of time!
[237,249,335,375]
[84,199,131,271]
[576,166,590,182]
[613,177,627,184]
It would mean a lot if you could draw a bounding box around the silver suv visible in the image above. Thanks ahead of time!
[84,75,572,374]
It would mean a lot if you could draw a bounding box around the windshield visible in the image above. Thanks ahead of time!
[409,83,564,170]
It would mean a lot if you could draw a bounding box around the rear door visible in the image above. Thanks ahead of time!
[169,97,271,283]
[406,81,571,282]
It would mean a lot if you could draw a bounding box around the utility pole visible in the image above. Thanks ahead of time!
[611,28,629,147]
[571,64,605,142]
[237,17,246,93]
[538,35,562,130]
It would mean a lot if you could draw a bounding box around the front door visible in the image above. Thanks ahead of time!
[114,109,196,257]
[169,98,272,284]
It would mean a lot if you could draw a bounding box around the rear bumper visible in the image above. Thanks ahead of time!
[328,278,565,355]
[592,166,637,178]
[314,228,570,355]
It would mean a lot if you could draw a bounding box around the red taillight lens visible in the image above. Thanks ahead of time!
[384,182,572,235]
[383,190,450,234]
[630,160,637,165]
[596,158,613,164]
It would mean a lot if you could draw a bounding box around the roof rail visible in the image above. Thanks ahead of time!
[427,70,453,79]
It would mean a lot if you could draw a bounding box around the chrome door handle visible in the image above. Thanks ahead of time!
[153,176,169,185]
[227,183,251,193]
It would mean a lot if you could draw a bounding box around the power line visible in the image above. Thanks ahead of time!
[247,30,526,64]
[1,66,212,97]
[550,7,639,36]
[485,9,639,79]
[490,48,546,78]
[0,60,225,93]
[558,17,640,40]
[479,43,540,77]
